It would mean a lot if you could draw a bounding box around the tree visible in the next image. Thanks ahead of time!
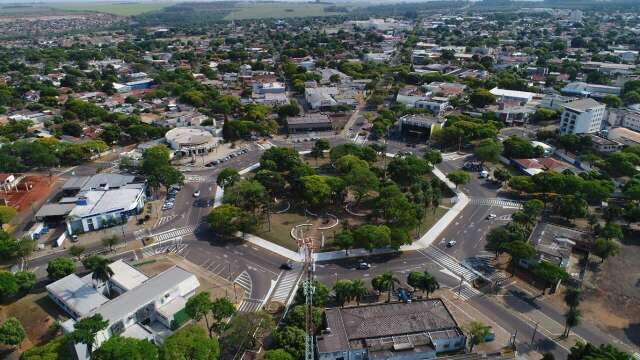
[350,279,368,305]
[69,314,109,355]
[568,341,632,360]
[47,257,75,281]
[0,271,18,299]
[503,136,543,159]
[353,224,391,252]
[223,180,268,214]
[532,108,558,122]
[93,336,158,360]
[464,321,492,352]
[101,235,120,252]
[21,335,72,359]
[387,155,431,187]
[264,349,294,360]
[294,280,329,307]
[474,139,503,164]
[272,326,305,360]
[142,145,184,192]
[217,168,240,188]
[160,325,220,360]
[254,170,285,197]
[310,139,330,161]
[469,88,496,108]
[185,292,213,337]
[334,280,354,307]
[423,149,442,165]
[593,238,620,263]
[207,204,255,238]
[300,175,332,209]
[334,230,354,255]
[533,261,569,294]
[407,271,439,298]
[564,287,582,309]
[0,206,16,227]
[372,272,399,302]
[344,165,379,204]
[69,244,85,261]
[15,271,36,292]
[493,167,511,184]
[210,297,236,335]
[602,95,623,108]
[0,318,26,348]
[563,307,581,337]
[597,223,623,240]
[553,195,588,222]
[447,171,471,189]
[286,305,322,332]
[501,240,535,273]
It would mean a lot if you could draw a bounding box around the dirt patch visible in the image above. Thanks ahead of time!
[0,175,59,212]
[0,291,67,351]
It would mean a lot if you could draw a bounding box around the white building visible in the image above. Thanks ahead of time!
[48,263,200,360]
[560,98,606,135]
[490,88,537,104]
[165,127,220,156]
[622,109,640,132]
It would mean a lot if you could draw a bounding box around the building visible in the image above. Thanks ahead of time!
[252,81,286,94]
[607,126,640,146]
[318,68,352,85]
[164,127,220,156]
[581,61,636,76]
[527,223,590,270]
[621,108,640,132]
[317,299,466,360]
[489,88,537,104]
[512,158,574,176]
[398,114,446,140]
[305,87,356,110]
[287,114,332,133]
[560,82,621,99]
[588,134,623,153]
[47,263,199,360]
[559,98,606,135]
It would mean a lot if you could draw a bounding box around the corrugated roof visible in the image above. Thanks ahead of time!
[46,274,109,318]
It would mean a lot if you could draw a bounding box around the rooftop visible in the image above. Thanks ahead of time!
[287,113,331,126]
[46,274,109,318]
[68,185,144,218]
[563,98,603,112]
[108,259,149,292]
[318,299,461,354]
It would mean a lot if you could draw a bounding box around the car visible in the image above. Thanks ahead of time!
[486,213,497,220]
[280,263,294,270]
[356,262,371,270]
[193,190,200,197]
[447,240,457,247]
[397,288,412,303]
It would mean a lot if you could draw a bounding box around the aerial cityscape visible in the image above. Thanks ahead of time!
[0,0,639,359]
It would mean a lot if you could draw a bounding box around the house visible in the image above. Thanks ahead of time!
[287,114,333,133]
[398,114,446,140]
[512,158,574,176]
[588,134,623,153]
[48,263,199,360]
[527,223,591,270]
[607,127,640,147]
[559,98,606,135]
[317,299,466,360]
[318,68,352,85]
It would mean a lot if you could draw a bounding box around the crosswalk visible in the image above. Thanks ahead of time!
[133,229,149,241]
[418,246,482,301]
[153,225,197,242]
[442,152,470,161]
[270,270,302,304]
[184,174,207,183]
[469,198,523,209]
[235,271,264,313]
[452,283,480,301]
[155,215,176,228]
[463,252,510,284]
[141,238,187,257]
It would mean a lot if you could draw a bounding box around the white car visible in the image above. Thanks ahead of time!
[193,190,200,197]
[446,240,457,247]
[486,213,497,220]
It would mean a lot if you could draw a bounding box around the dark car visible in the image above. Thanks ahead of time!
[280,263,294,270]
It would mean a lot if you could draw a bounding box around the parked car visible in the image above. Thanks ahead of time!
[356,262,371,270]
[486,213,497,220]
[447,240,457,247]
[193,190,200,197]
[280,263,294,270]
[397,288,412,303]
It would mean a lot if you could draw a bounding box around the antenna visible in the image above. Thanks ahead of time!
[302,229,315,360]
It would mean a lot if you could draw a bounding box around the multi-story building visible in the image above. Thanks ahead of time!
[559,98,606,135]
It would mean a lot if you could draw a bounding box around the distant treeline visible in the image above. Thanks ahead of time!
[133,2,237,26]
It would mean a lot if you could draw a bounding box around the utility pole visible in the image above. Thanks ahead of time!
[458,274,464,299]
[530,322,539,346]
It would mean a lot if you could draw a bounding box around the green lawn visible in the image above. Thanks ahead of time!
[224,3,344,20]
[50,2,172,16]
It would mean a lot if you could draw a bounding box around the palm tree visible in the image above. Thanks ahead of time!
[563,307,581,338]
[377,272,399,303]
[350,279,368,305]
[464,321,492,352]
[91,258,114,297]
[333,280,353,307]
[563,287,582,309]
[422,272,440,299]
